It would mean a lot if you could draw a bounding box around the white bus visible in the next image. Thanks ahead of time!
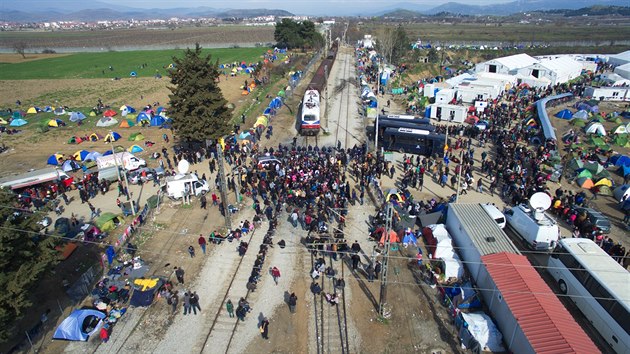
[548,238,630,354]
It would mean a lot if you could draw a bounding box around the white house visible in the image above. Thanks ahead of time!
[584,86,629,102]
[475,53,538,75]
[614,63,630,80]
[428,103,467,123]
[599,72,630,87]
[518,56,583,85]
[608,50,630,66]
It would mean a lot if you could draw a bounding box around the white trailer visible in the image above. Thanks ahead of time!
[163,174,210,199]
[0,167,70,190]
[504,204,560,251]
[428,103,467,123]
[96,152,146,172]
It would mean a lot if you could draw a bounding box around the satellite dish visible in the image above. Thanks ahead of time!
[529,192,552,211]
[177,159,190,174]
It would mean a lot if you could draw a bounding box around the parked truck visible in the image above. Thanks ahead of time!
[96,152,146,172]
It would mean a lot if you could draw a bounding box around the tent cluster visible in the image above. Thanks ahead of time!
[112,105,170,128]
[232,90,287,147]
[567,158,615,193]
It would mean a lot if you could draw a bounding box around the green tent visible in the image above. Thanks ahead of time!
[588,136,606,147]
[615,135,628,147]
[128,132,145,141]
[586,99,599,106]
[585,161,605,175]
[94,212,124,232]
[597,185,613,196]
[612,117,623,125]
[147,195,159,209]
[576,169,593,179]
[277,89,286,97]
[114,145,126,153]
[569,143,581,149]
[570,119,586,127]
[567,158,584,171]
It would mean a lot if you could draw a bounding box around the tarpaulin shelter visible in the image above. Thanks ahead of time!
[576,177,594,189]
[62,160,81,172]
[130,278,164,307]
[68,136,83,144]
[573,110,589,120]
[73,150,90,161]
[128,145,144,153]
[10,118,27,127]
[119,119,135,128]
[103,109,117,117]
[585,122,606,136]
[48,119,64,127]
[89,133,103,141]
[570,119,586,127]
[96,117,118,127]
[104,132,121,142]
[69,112,86,122]
[94,213,123,232]
[84,151,102,161]
[47,154,64,165]
[128,132,144,141]
[52,309,105,341]
[554,109,573,119]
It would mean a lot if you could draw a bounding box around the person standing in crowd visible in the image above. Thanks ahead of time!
[183,292,191,315]
[226,299,235,318]
[198,234,207,255]
[170,290,179,314]
[189,291,201,315]
[175,267,185,284]
[200,194,207,209]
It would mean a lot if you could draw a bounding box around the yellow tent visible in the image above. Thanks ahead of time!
[594,178,612,187]
[0,118,7,125]
[255,116,268,127]
[27,107,38,114]
[48,119,59,127]
[89,111,96,116]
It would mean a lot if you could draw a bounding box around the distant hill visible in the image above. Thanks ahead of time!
[213,9,293,19]
[422,0,624,16]
[560,5,630,16]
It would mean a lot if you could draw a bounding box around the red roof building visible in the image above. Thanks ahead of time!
[480,252,600,354]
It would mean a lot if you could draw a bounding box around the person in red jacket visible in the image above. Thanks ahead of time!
[271,266,281,285]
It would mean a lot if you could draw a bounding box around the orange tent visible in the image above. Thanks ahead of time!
[379,229,400,246]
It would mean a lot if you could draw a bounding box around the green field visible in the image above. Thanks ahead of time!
[0,47,265,80]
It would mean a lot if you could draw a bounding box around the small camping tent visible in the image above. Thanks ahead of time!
[119,119,135,128]
[150,115,165,127]
[104,132,122,142]
[26,107,38,114]
[69,112,87,122]
[103,109,117,117]
[68,136,83,144]
[593,178,612,187]
[554,109,573,119]
[96,117,118,127]
[89,133,103,142]
[128,145,144,153]
[136,112,151,124]
[614,125,628,134]
[73,150,89,161]
[84,151,102,161]
[573,110,589,120]
[585,122,606,136]
[128,132,144,141]
[48,119,64,127]
[611,155,630,167]
[576,177,594,189]
[62,160,81,172]
[9,118,27,127]
[52,309,106,341]
[613,185,630,202]
[129,278,164,307]
[94,213,123,232]
[47,154,64,165]
[53,107,66,116]
[570,119,586,127]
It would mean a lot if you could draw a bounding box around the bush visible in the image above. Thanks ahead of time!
[41,49,56,54]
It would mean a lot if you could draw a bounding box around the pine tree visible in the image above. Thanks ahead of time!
[168,43,233,142]
[0,190,58,342]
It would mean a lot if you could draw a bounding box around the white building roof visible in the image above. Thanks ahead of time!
[600,72,630,86]
[538,56,583,78]
[491,53,538,71]
[445,73,474,88]
[475,72,519,85]
[609,50,630,65]
[614,63,630,80]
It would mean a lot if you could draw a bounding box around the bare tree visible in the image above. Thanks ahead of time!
[13,41,27,59]
[376,27,395,64]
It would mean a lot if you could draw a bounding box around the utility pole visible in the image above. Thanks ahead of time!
[109,130,135,215]
[216,143,231,230]
[455,150,464,203]
[379,203,394,318]
[324,64,329,131]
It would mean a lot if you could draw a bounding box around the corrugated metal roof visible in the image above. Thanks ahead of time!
[448,204,520,256]
[482,252,600,354]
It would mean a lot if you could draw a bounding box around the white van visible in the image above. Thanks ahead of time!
[163,174,210,199]
[504,204,560,251]
[480,203,506,229]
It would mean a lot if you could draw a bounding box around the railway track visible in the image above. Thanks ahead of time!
[332,46,356,151]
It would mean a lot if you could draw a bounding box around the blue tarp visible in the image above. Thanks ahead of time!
[554,109,573,119]
[52,309,105,341]
[535,93,573,142]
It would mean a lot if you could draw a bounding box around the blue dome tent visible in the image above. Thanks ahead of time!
[150,115,165,127]
[52,309,106,341]
[10,118,27,127]
[69,112,87,122]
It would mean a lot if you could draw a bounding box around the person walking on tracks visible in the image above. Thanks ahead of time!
[260,318,270,340]
[226,299,235,318]
[288,293,297,314]
[175,267,185,284]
